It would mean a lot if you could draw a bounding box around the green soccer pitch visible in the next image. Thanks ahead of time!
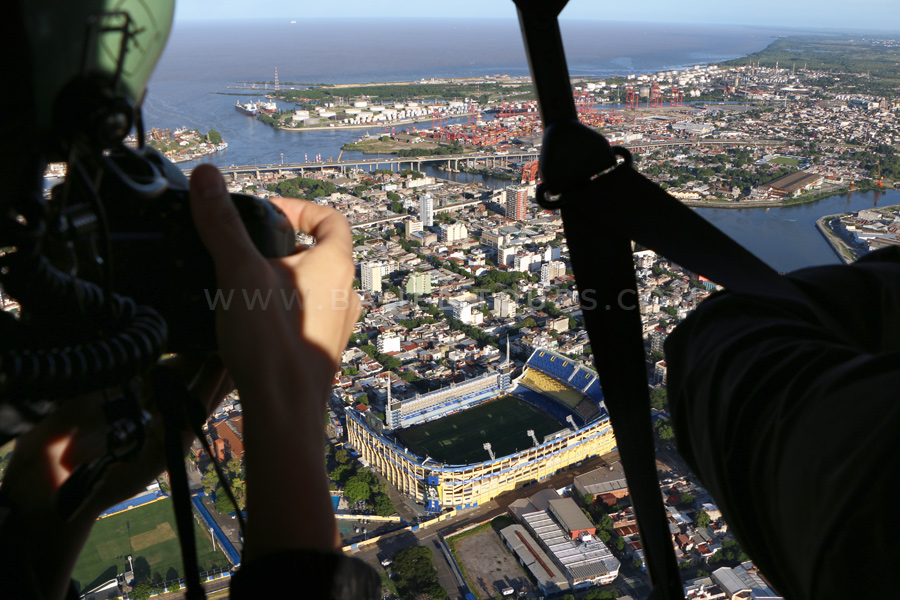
[394,395,563,465]
[71,497,230,594]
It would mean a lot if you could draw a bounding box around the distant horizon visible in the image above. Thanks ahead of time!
[171,16,900,35]
[173,1,900,33]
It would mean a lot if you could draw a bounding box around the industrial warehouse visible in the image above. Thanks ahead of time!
[345,348,617,511]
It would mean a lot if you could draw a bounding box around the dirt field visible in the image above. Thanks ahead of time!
[455,529,534,599]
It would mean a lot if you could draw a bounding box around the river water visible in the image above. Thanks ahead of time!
[139,17,876,274]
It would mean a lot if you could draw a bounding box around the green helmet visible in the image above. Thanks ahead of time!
[16,0,174,157]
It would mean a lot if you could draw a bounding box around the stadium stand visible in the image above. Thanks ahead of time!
[512,349,607,427]
[387,371,507,429]
[519,369,584,409]
[574,398,601,423]
[513,388,579,427]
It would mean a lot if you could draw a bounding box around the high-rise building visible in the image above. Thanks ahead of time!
[419,193,434,227]
[505,185,529,221]
[405,218,423,239]
[541,260,566,285]
[492,292,514,318]
[360,261,383,293]
[439,222,468,243]
[377,334,401,354]
[405,271,432,296]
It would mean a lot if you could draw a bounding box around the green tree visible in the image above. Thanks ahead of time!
[132,581,152,600]
[360,345,377,357]
[680,493,695,505]
[656,421,675,441]
[584,587,620,599]
[695,509,711,528]
[393,546,448,600]
[649,387,668,412]
[215,492,235,515]
[201,464,218,495]
[373,492,395,516]
[583,493,595,506]
[597,512,614,532]
[206,129,223,145]
[330,463,352,484]
[335,449,350,464]
[344,476,371,503]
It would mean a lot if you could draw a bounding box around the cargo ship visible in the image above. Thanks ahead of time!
[259,100,277,115]
[235,101,258,116]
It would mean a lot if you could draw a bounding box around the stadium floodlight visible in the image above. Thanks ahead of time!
[483,442,495,461]
[566,415,578,430]
[527,429,539,447]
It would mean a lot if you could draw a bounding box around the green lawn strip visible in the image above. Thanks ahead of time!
[72,497,229,593]
[379,569,399,597]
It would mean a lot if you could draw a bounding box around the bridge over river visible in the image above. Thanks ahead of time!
[191,137,786,180]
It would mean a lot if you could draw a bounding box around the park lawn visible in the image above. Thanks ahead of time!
[395,395,562,465]
[72,497,229,594]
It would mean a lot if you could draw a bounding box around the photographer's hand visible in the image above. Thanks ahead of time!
[0,355,230,600]
[188,164,359,560]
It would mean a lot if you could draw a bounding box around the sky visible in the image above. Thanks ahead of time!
[174,0,900,32]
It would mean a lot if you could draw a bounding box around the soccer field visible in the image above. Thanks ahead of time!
[770,156,801,166]
[71,497,229,594]
[394,395,563,465]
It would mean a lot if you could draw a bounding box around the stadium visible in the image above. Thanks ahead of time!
[346,348,617,511]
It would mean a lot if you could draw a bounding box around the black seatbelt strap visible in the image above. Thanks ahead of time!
[152,366,207,600]
[514,3,686,598]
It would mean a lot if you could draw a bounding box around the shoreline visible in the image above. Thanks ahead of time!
[815,214,856,264]
[815,204,900,265]
[273,114,457,133]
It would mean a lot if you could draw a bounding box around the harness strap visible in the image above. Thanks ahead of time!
[152,366,207,600]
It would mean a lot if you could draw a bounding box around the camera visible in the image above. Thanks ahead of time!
[46,144,297,352]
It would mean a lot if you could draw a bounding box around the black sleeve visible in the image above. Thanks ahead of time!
[665,246,900,600]
[229,549,381,600]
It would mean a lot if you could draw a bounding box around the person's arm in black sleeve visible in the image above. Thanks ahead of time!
[665,246,900,600]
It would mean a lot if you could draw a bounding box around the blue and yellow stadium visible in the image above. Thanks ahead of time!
[346,348,617,511]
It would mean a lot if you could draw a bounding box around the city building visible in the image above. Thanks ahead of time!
[360,261,383,293]
[419,193,434,227]
[759,171,825,198]
[377,333,401,354]
[410,230,438,246]
[492,292,515,318]
[505,185,529,221]
[541,260,566,285]
[405,271,432,296]
[574,462,629,506]
[405,218,423,239]
[499,247,517,267]
[508,497,620,589]
[481,230,506,249]
[439,221,468,243]
[654,360,668,386]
